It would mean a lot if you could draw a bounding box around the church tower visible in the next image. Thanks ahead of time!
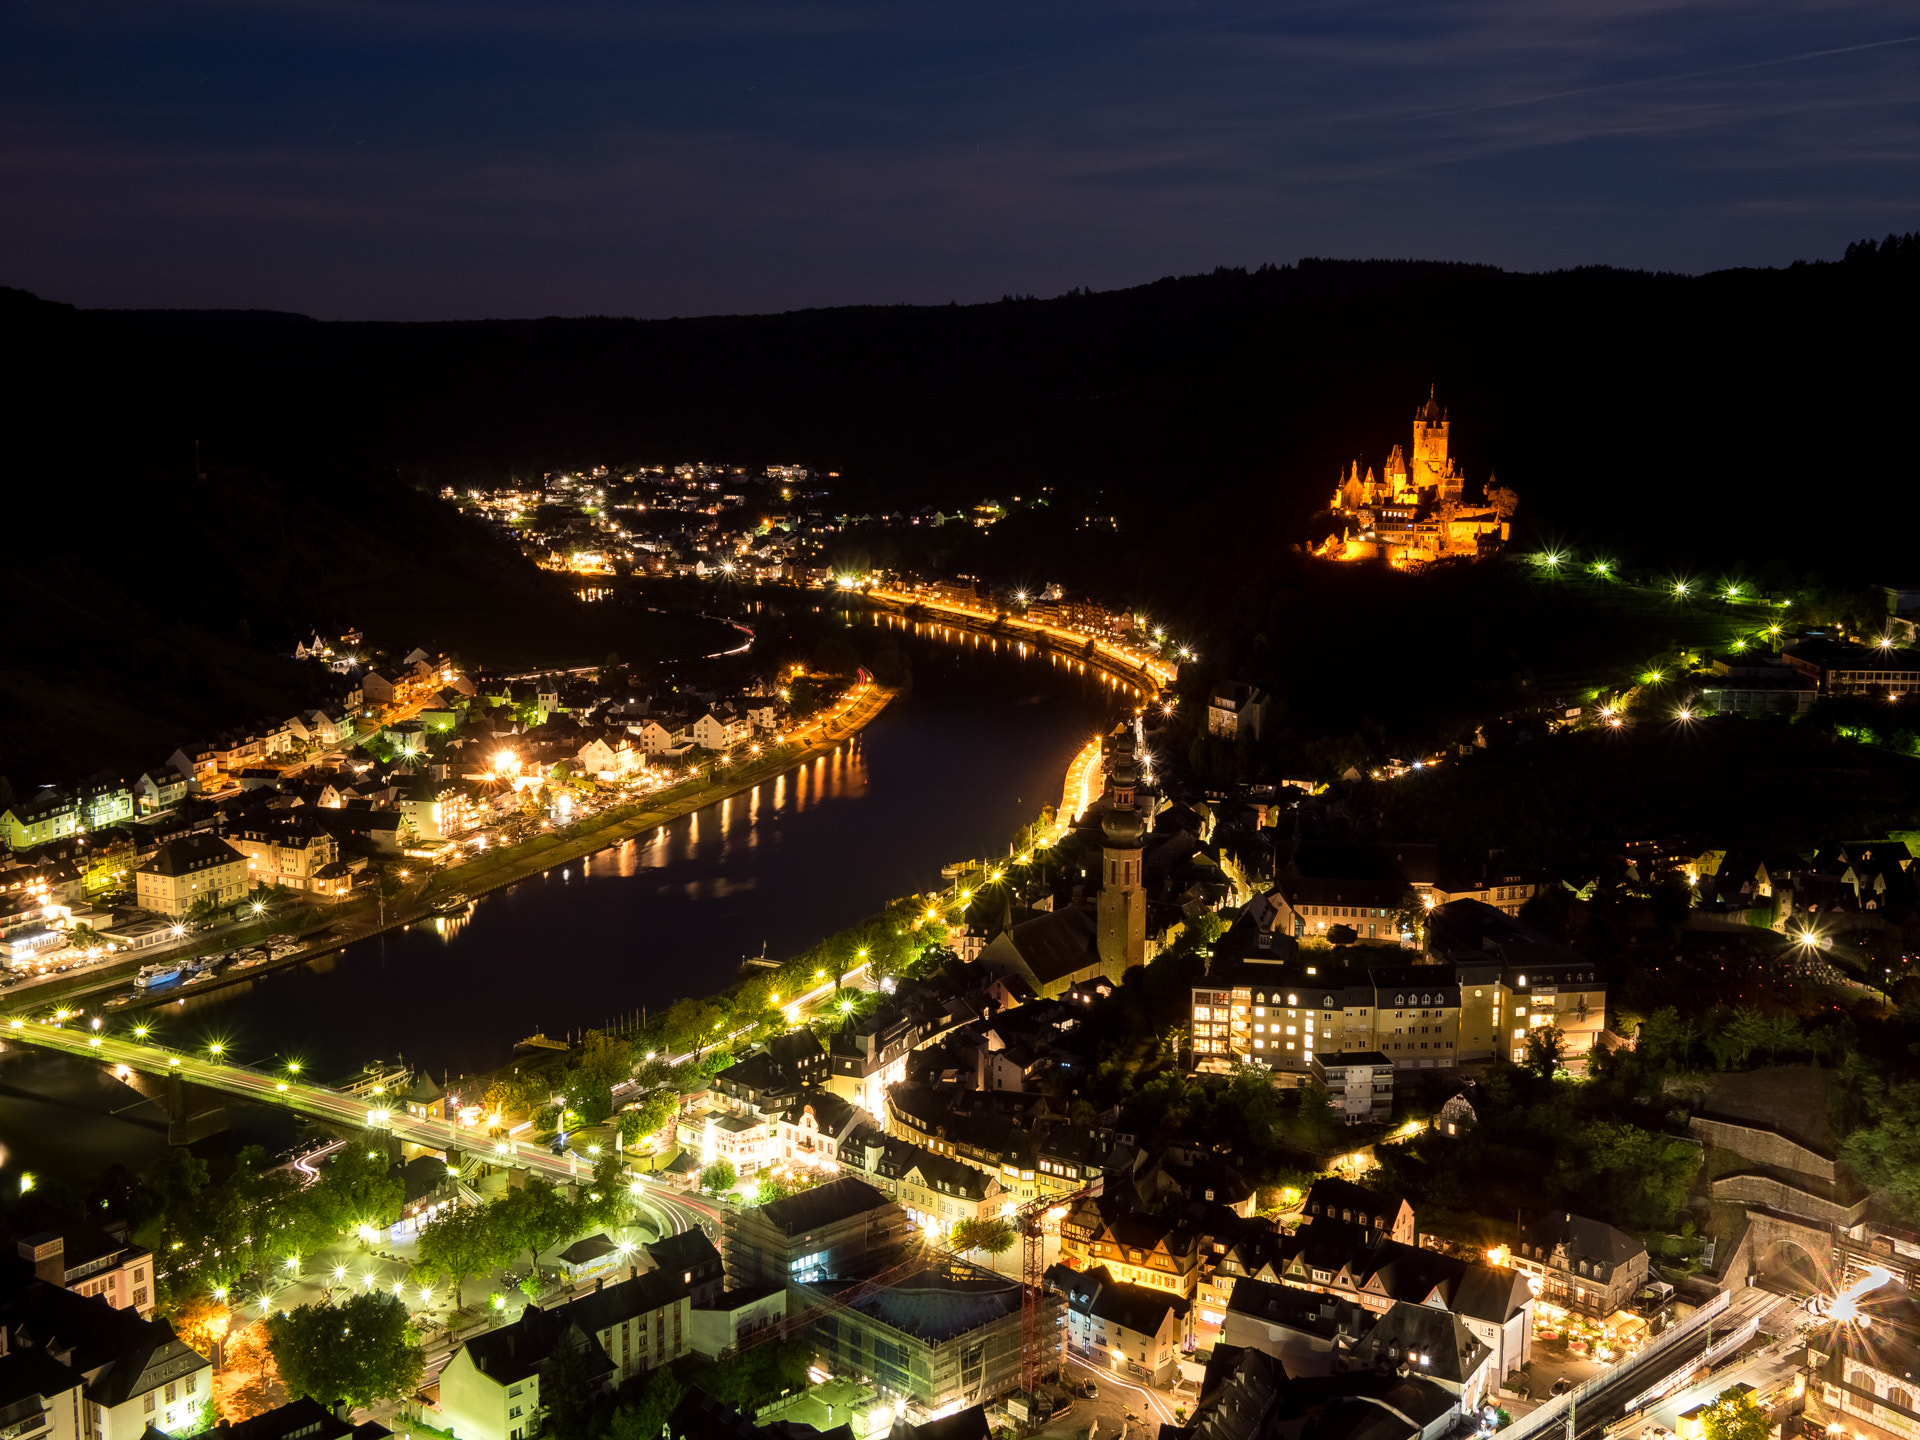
[1097,753,1147,981]
[1410,385,1450,495]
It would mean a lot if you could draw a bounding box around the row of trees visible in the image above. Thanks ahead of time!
[1634,1005,1841,1074]
[414,1153,631,1307]
[484,1030,649,1130]
[153,1142,404,1304]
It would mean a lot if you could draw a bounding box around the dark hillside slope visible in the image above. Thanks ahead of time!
[102,253,1920,586]
[0,290,577,780]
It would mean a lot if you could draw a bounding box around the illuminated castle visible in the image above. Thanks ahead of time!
[1317,388,1515,568]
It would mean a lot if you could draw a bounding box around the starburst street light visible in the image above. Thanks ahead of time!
[1673,581,1690,597]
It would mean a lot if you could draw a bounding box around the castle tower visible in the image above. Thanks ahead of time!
[1410,385,1450,495]
[1384,446,1408,499]
[1097,755,1147,981]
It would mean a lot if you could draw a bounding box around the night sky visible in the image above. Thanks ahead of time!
[5,1,1917,319]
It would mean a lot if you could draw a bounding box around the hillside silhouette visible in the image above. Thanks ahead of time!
[4,243,1917,776]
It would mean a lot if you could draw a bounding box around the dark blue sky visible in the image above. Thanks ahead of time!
[4,0,1917,319]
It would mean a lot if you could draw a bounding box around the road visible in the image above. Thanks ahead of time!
[1,1016,718,1229]
[866,588,1177,693]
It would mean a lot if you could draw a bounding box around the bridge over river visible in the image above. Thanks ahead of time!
[0,1016,691,1204]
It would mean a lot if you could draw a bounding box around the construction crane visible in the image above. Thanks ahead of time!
[1017,1179,1102,1398]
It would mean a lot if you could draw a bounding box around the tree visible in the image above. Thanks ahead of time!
[265,1292,424,1410]
[662,997,725,1054]
[1700,1388,1772,1440]
[950,1218,1017,1256]
[611,1369,687,1440]
[171,1295,233,1365]
[700,1160,738,1196]
[1836,1062,1920,1221]
[572,1152,632,1233]
[1523,1025,1567,1080]
[415,1205,499,1309]
[311,1139,404,1235]
[568,1030,634,1123]
[754,1174,792,1207]
[540,1328,601,1440]
[493,1178,576,1271]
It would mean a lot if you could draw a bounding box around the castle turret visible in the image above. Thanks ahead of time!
[1097,756,1147,981]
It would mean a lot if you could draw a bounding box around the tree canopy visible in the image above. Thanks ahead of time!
[266,1292,424,1410]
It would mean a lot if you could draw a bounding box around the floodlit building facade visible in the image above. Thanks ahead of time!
[133,835,249,917]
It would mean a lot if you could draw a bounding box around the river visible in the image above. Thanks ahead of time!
[0,621,1130,1182]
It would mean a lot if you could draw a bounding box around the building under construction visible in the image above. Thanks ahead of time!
[808,1255,1058,1418]
[721,1176,1063,1417]
[724,1177,916,1291]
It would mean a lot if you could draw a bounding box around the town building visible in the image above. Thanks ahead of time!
[1189,923,1512,1080]
[1053,1264,1191,1386]
[134,771,191,814]
[691,705,750,751]
[977,908,1106,1001]
[1207,684,1269,742]
[551,1270,693,1386]
[0,790,81,851]
[203,1396,390,1440]
[1347,1302,1494,1410]
[1426,902,1607,1065]
[1428,865,1540,917]
[13,1232,156,1319]
[440,1305,611,1440]
[223,819,344,896]
[1220,1278,1369,1376]
[398,779,478,842]
[1058,1195,1203,1299]
[807,1258,1047,1415]
[1783,639,1920,698]
[1232,1220,1532,1380]
[723,1178,914,1291]
[1301,1180,1414,1245]
[1511,1211,1649,1320]
[883,1086,1041,1205]
[776,1090,868,1173]
[642,1229,726,1307]
[1261,845,1430,944]
[1311,1051,1395,1125]
[1807,1282,1920,1440]
[839,1131,1012,1238]
[687,1284,787,1358]
[0,1280,213,1440]
[1691,654,1818,716]
[133,834,249,917]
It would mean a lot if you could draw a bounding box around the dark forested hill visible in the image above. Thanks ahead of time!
[90,248,1920,586]
[4,244,1917,777]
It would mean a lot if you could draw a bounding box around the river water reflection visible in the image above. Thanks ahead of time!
[0,623,1132,1178]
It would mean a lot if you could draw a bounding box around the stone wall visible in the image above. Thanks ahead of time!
[1710,1172,1867,1226]
[1688,1115,1834,1180]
